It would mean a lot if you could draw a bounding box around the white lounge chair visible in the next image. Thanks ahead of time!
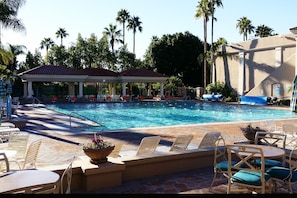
[169,134,193,151]
[198,132,222,149]
[136,136,161,156]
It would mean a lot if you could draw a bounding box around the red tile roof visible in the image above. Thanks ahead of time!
[79,68,117,76]
[22,65,82,75]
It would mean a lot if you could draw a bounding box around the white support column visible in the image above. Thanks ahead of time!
[238,52,245,95]
[68,83,75,96]
[160,83,164,97]
[27,81,33,98]
[148,83,152,96]
[23,82,28,98]
[275,47,282,68]
[79,82,83,97]
[122,82,127,96]
[112,84,116,95]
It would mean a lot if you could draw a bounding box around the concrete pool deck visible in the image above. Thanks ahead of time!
[2,103,297,169]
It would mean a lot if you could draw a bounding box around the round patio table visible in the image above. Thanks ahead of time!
[0,169,60,194]
[230,144,285,159]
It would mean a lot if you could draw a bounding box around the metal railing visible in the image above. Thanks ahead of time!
[69,111,105,129]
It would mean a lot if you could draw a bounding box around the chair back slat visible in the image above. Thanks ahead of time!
[170,134,193,151]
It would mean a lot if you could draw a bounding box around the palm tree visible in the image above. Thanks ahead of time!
[195,0,211,88]
[40,37,55,55]
[127,16,142,54]
[0,0,26,45]
[103,23,122,53]
[255,25,274,38]
[0,47,14,80]
[7,44,26,73]
[209,0,223,84]
[116,9,130,45]
[236,17,255,41]
[55,27,69,46]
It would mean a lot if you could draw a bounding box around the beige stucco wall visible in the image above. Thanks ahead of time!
[216,33,296,100]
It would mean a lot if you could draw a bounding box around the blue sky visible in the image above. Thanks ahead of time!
[2,0,297,61]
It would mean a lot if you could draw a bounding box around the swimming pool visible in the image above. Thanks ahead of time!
[45,101,297,131]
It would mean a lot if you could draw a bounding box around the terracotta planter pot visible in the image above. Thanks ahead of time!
[83,146,115,165]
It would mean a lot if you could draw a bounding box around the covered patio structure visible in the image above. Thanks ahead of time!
[18,65,168,101]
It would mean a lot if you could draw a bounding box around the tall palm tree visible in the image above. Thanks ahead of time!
[0,0,26,45]
[195,0,211,88]
[40,37,54,55]
[127,16,142,54]
[116,9,130,45]
[209,0,223,84]
[236,17,255,41]
[103,23,122,53]
[55,27,69,46]
[255,25,274,38]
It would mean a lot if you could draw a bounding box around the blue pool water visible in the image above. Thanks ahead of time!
[45,101,297,131]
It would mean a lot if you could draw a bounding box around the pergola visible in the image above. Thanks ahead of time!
[18,65,169,99]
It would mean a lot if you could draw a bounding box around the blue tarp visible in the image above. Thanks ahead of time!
[240,96,268,105]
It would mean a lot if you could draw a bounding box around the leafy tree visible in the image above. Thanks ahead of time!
[195,0,211,88]
[0,0,26,45]
[20,50,43,72]
[55,27,69,46]
[236,16,255,41]
[0,47,14,81]
[127,16,142,54]
[255,25,275,38]
[47,45,68,66]
[103,23,122,53]
[144,32,204,87]
[116,9,130,45]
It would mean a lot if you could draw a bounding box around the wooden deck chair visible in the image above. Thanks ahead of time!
[198,132,221,149]
[227,144,273,194]
[169,134,193,151]
[136,136,161,156]
[108,142,124,158]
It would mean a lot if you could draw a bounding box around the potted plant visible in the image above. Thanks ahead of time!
[81,133,115,165]
[240,123,266,143]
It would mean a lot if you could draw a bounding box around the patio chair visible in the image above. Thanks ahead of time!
[0,152,9,173]
[136,136,161,156]
[198,132,221,149]
[266,145,297,194]
[6,132,29,168]
[254,131,287,168]
[13,139,42,170]
[60,156,75,194]
[108,142,124,158]
[209,134,235,191]
[281,123,297,148]
[227,144,273,194]
[169,134,193,151]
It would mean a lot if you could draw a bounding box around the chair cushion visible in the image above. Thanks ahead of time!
[215,161,237,171]
[255,159,282,168]
[266,166,297,182]
[231,170,271,186]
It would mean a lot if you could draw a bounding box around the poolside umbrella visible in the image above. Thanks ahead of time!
[0,80,6,99]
